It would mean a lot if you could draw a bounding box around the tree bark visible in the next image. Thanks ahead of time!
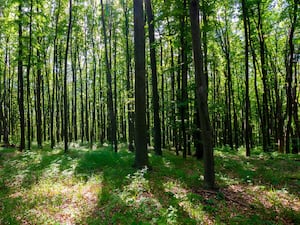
[101,0,117,152]
[189,0,215,189]
[133,0,149,168]
[145,0,162,156]
[18,2,25,151]
[63,0,72,153]
[241,0,251,156]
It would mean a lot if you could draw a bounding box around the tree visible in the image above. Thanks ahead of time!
[101,0,117,152]
[241,0,251,156]
[285,0,299,154]
[122,0,135,152]
[63,0,73,153]
[133,0,149,168]
[145,0,162,156]
[189,0,215,189]
[17,2,25,151]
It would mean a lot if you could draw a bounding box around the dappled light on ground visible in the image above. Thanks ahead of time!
[0,144,300,224]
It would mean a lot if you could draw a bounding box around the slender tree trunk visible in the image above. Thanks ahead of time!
[63,0,72,153]
[189,0,215,189]
[25,0,33,149]
[145,0,162,155]
[90,22,97,147]
[123,0,134,151]
[3,38,10,145]
[71,41,77,141]
[180,0,188,158]
[257,2,270,152]
[160,42,166,148]
[77,45,84,143]
[36,45,43,148]
[84,32,89,142]
[285,0,299,154]
[18,2,25,151]
[242,0,251,156]
[101,0,117,152]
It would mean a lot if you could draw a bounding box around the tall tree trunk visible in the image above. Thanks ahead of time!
[63,0,72,153]
[257,2,270,152]
[77,45,84,143]
[26,0,33,149]
[242,0,251,156]
[91,21,97,147]
[18,2,25,151]
[133,0,149,168]
[189,0,215,189]
[145,0,162,155]
[285,0,299,154]
[3,38,10,145]
[180,0,188,158]
[160,41,166,148]
[101,0,117,152]
[36,45,43,149]
[71,41,77,141]
[123,0,134,151]
[84,32,89,142]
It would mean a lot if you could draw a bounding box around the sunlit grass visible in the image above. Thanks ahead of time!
[0,143,299,224]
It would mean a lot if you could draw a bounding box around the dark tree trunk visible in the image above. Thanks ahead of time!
[18,2,25,151]
[90,21,97,147]
[160,42,166,149]
[101,0,117,152]
[257,2,270,152]
[145,0,162,156]
[285,0,299,154]
[26,0,33,149]
[189,0,215,189]
[180,0,188,158]
[50,0,60,148]
[123,0,134,151]
[63,0,72,153]
[242,0,251,156]
[71,42,77,141]
[36,46,43,149]
[3,38,10,145]
[84,33,89,142]
[78,45,84,143]
[133,0,149,168]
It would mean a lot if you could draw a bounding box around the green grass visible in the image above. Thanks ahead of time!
[0,143,299,224]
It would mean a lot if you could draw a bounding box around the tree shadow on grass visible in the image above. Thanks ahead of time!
[148,151,300,225]
[2,145,299,224]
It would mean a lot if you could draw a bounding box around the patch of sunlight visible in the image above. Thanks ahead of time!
[163,180,210,224]
[42,157,79,179]
[118,167,161,208]
[116,167,165,223]
[69,142,80,148]
[216,173,239,185]
[245,185,300,213]
[162,158,174,169]
[18,174,103,224]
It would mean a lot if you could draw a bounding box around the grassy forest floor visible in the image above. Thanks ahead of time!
[0,143,299,225]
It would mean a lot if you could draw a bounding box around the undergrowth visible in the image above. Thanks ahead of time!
[0,143,299,224]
